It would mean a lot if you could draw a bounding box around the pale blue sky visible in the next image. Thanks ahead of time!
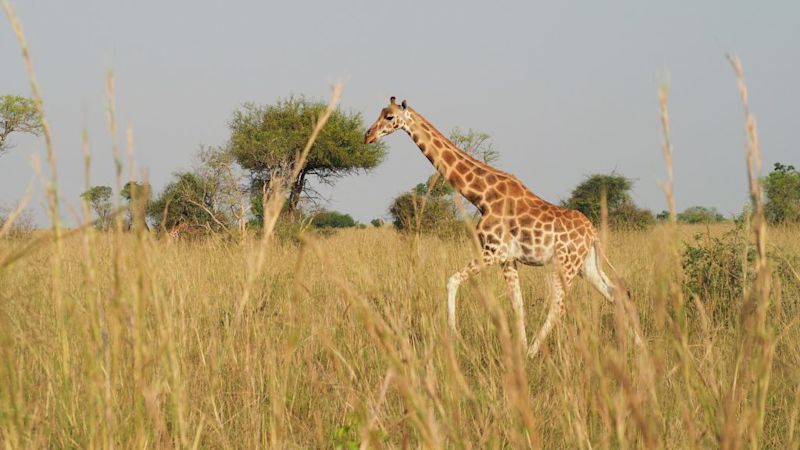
[2,1,798,224]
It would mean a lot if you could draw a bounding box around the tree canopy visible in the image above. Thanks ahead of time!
[311,210,357,229]
[81,185,113,230]
[764,162,800,224]
[677,206,725,224]
[0,95,42,154]
[562,173,654,229]
[228,96,387,215]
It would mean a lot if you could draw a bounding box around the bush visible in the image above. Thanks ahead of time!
[388,191,462,237]
[563,173,654,230]
[683,226,753,305]
[677,206,726,224]
[682,223,800,323]
[609,203,655,230]
[764,162,800,224]
[311,210,356,229]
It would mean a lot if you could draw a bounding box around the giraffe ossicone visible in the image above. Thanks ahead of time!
[365,97,622,358]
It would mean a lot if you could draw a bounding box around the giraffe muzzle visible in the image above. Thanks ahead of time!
[364,129,377,144]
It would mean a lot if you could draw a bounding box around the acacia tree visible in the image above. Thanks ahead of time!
[562,173,654,229]
[228,97,387,217]
[81,185,113,230]
[0,95,42,155]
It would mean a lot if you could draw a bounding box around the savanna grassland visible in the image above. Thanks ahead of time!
[3,2,799,447]
[1,223,799,448]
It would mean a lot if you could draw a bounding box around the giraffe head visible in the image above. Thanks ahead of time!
[364,96,410,144]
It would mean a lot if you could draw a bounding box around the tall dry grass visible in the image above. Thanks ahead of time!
[3,2,800,448]
[1,225,799,448]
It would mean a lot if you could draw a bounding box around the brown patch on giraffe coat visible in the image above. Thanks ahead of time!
[486,174,497,184]
[464,190,480,203]
[412,133,420,143]
[482,233,500,246]
[455,162,469,173]
[450,173,465,188]
[488,200,504,214]
[508,182,524,197]
[481,216,499,230]
[419,142,427,152]
[442,151,456,165]
[433,139,443,148]
[533,229,543,238]
[471,177,485,191]
[496,182,508,195]
[474,167,487,177]
[503,198,516,215]
[519,215,534,228]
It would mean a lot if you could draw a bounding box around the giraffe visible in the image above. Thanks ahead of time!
[364,97,621,357]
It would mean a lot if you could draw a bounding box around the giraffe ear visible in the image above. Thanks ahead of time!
[401,99,407,110]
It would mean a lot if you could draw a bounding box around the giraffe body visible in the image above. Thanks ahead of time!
[365,97,618,357]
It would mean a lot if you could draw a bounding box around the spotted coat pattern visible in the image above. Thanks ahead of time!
[364,97,617,357]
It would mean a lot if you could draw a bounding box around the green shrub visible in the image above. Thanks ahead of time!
[388,191,462,237]
[682,226,753,303]
[682,224,800,323]
[562,172,655,230]
[677,206,726,224]
[311,210,356,229]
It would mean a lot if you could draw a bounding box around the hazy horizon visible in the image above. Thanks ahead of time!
[2,1,798,225]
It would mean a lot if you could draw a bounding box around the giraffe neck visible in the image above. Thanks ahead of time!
[403,108,498,210]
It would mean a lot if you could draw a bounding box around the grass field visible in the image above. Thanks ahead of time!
[1,223,799,448]
[3,3,797,447]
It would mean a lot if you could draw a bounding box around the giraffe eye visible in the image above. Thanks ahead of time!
[385,115,394,121]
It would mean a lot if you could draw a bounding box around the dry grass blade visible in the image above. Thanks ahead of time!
[726,53,774,449]
[658,80,677,224]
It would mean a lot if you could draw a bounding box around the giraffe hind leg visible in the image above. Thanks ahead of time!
[502,262,528,350]
[528,271,568,358]
[580,244,616,303]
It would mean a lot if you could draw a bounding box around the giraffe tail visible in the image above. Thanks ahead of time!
[593,238,620,277]
[592,238,632,301]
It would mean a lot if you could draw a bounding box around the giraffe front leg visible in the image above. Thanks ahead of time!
[502,262,528,350]
[447,254,495,332]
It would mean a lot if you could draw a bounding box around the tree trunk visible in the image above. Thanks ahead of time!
[287,170,306,215]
